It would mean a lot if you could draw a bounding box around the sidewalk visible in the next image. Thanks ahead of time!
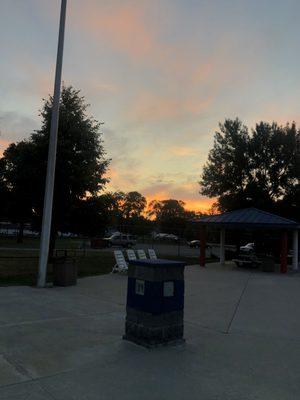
[0,263,299,399]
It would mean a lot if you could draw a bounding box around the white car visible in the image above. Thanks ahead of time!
[240,243,254,252]
[103,233,137,248]
[154,233,178,241]
[165,234,179,241]
[154,233,168,240]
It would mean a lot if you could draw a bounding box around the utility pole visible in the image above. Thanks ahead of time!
[37,0,67,287]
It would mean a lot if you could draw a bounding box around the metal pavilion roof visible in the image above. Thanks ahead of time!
[193,208,299,229]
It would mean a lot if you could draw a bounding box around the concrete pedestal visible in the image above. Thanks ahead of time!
[124,259,186,348]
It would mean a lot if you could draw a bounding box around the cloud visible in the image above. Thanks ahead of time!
[144,181,215,213]
[0,57,53,102]
[0,111,38,142]
[192,61,215,85]
[87,82,119,95]
[124,92,214,127]
[103,126,141,168]
[124,173,214,212]
[102,126,143,190]
[104,162,214,212]
[251,101,300,127]
[70,1,158,61]
[0,139,11,156]
[105,166,141,190]
[69,0,222,84]
[3,0,279,213]
[183,198,215,213]
[169,146,199,157]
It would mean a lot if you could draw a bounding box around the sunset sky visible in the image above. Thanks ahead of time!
[1,0,300,212]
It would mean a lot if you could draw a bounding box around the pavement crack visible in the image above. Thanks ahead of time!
[224,272,252,334]
[37,382,60,400]
[0,353,33,380]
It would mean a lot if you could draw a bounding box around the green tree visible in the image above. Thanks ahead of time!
[0,157,10,220]
[68,196,111,237]
[100,191,146,223]
[1,85,110,247]
[200,118,300,218]
[1,141,38,241]
[200,118,250,211]
[100,191,126,228]
[148,199,187,234]
[122,191,147,219]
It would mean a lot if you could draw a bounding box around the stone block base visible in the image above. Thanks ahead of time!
[123,333,185,349]
[124,307,184,348]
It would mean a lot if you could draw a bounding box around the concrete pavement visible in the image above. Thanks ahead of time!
[0,263,300,399]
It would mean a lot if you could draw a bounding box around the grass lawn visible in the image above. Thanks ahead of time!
[0,236,87,249]
[0,242,210,286]
[0,250,114,286]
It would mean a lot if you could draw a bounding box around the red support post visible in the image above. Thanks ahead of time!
[200,226,206,267]
[280,231,288,274]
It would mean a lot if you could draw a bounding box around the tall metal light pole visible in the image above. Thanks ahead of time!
[37,0,67,287]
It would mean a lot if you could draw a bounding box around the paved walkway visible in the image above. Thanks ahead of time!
[0,263,299,399]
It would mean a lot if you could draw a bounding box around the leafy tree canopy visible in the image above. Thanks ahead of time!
[1,85,110,239]
[148,199,191,234]
[200,118,300,219]
[122,191,147,219]
[148,199,186,221]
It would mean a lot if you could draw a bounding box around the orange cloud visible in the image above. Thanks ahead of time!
[193,61,214,84]
[253,102,300,126]
[105,165,214,213]
[132,95,180,120]
[70,1,205,79]
[106,167,119,180]
[184,198,215,213]
[105,165,141,191]
[146,192,214,213]
[126,91,213,123]
[0,139,11,156]
[71,2,157,60]
[13,59,53,98]
[169,146,198,157]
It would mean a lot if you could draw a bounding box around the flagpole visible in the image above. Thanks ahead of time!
[37,0,67,287]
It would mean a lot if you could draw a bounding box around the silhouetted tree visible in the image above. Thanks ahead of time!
[122,191,147,219]
[98,191,146,226]
[148,199,188,234]
[200,118,300,219]
[0,157,10,220]
[1,141,38,242]
[1,85,110,248]
[68,196,111,237]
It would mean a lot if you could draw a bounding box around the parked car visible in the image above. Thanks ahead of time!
[103,233,137,248]
[153,233,168,240]
[188,240,200,248]
[233,252,261,268]
[165,234,179,241]
[240,242,254,252]
[287,249,300,264]
[154,233,179,241]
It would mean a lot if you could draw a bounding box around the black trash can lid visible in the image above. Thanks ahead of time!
[129,259,186,268]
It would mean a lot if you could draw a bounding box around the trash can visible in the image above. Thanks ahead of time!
[123,259,186,348]
[53,256,77,286]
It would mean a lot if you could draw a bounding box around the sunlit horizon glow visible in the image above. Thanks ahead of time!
[1,0,300,212]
